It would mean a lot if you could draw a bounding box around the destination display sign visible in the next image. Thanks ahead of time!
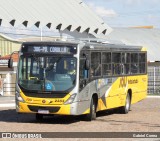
[22,45,77,54]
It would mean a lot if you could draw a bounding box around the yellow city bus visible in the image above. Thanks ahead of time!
[8,40,147,121]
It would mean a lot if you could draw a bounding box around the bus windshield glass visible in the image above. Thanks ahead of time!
[18,55,77,92]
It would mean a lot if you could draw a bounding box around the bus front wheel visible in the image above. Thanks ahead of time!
[86,98,96,121]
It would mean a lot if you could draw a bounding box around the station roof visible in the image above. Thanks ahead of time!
[0,0,112,37]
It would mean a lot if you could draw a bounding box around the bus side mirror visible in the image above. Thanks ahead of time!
[85,59,90,70]
[8,58,13,68]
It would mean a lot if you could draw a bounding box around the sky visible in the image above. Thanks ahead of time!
[84,0,160,28]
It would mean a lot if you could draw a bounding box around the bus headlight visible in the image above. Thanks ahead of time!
[16,91,24,102]
[64,93,77,105]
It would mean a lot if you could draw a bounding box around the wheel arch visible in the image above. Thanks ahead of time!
[92,93,98,111]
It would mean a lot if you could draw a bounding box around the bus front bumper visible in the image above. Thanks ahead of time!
[16,101,90,115]
[16,101,71,115]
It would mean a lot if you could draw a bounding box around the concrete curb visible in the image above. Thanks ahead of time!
[0,103,15,108]
[147,96,160,98]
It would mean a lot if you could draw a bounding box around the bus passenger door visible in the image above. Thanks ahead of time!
[77,58,91,114]
[79,58,90,96]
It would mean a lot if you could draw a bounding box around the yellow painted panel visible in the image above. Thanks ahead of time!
[100,75,147,110]
[18,90,72,115]
[97,99,107,111]
[82,108,90,114]
[56,105,70,115]
[18,102,71,115]
[20,90,70,105]
[106,96,121,109]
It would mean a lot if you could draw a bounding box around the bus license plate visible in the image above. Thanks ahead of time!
[38,109,49,114]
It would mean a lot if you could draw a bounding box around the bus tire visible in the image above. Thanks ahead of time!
[86,97,96,121]
[36,113,43,121]
[120,94,131,114]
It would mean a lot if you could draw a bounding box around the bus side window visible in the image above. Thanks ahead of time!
[112,52,121,75]
[139,53,146,73]
[80,59,86,79]
[121,53,131,75]
[79,58,89,90]
[91,52,101,77]
[131,53,139,74]
[102,52,112,76]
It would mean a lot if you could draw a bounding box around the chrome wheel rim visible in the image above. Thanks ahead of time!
[126,96,130,111]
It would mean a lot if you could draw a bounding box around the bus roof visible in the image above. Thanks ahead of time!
[22,40,79,46]
[21,40,144,52]
[84,42,143,51]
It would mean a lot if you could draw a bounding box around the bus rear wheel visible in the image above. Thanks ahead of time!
[120,94,131,114]
[86,98,96,121]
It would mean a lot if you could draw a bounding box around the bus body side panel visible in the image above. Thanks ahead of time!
[106,75,148,109]
[81,74,147,114]
[77,78,119,114]
[72,82,97,115]
[129,75,148,104]
[94,78,121,111]
[105,77,125,109]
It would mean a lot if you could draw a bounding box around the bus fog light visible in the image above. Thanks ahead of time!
[64,93,77,105]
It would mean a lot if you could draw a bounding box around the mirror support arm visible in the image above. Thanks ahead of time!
[8,51,19,68]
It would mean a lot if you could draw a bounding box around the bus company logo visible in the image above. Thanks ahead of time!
[128,79,138,84]
[119,77,127,88]
[26,98,32,102]
[42,100,46,103]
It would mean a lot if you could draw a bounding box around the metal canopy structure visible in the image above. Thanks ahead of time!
[0,0,112,38]
[107,27,160,61]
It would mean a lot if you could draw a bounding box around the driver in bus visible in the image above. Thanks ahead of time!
[68,65,76,75]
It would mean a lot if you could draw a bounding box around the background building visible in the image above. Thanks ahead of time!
[0,34,21,57]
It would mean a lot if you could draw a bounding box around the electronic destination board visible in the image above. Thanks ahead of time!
[21,45,77,54]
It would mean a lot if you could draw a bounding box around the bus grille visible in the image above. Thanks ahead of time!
[28,105,60,113]
[25,93,67,98]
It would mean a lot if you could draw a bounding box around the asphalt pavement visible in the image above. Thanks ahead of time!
[0,96,15,108]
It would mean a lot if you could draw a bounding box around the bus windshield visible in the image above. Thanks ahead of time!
[18,55,77,92]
